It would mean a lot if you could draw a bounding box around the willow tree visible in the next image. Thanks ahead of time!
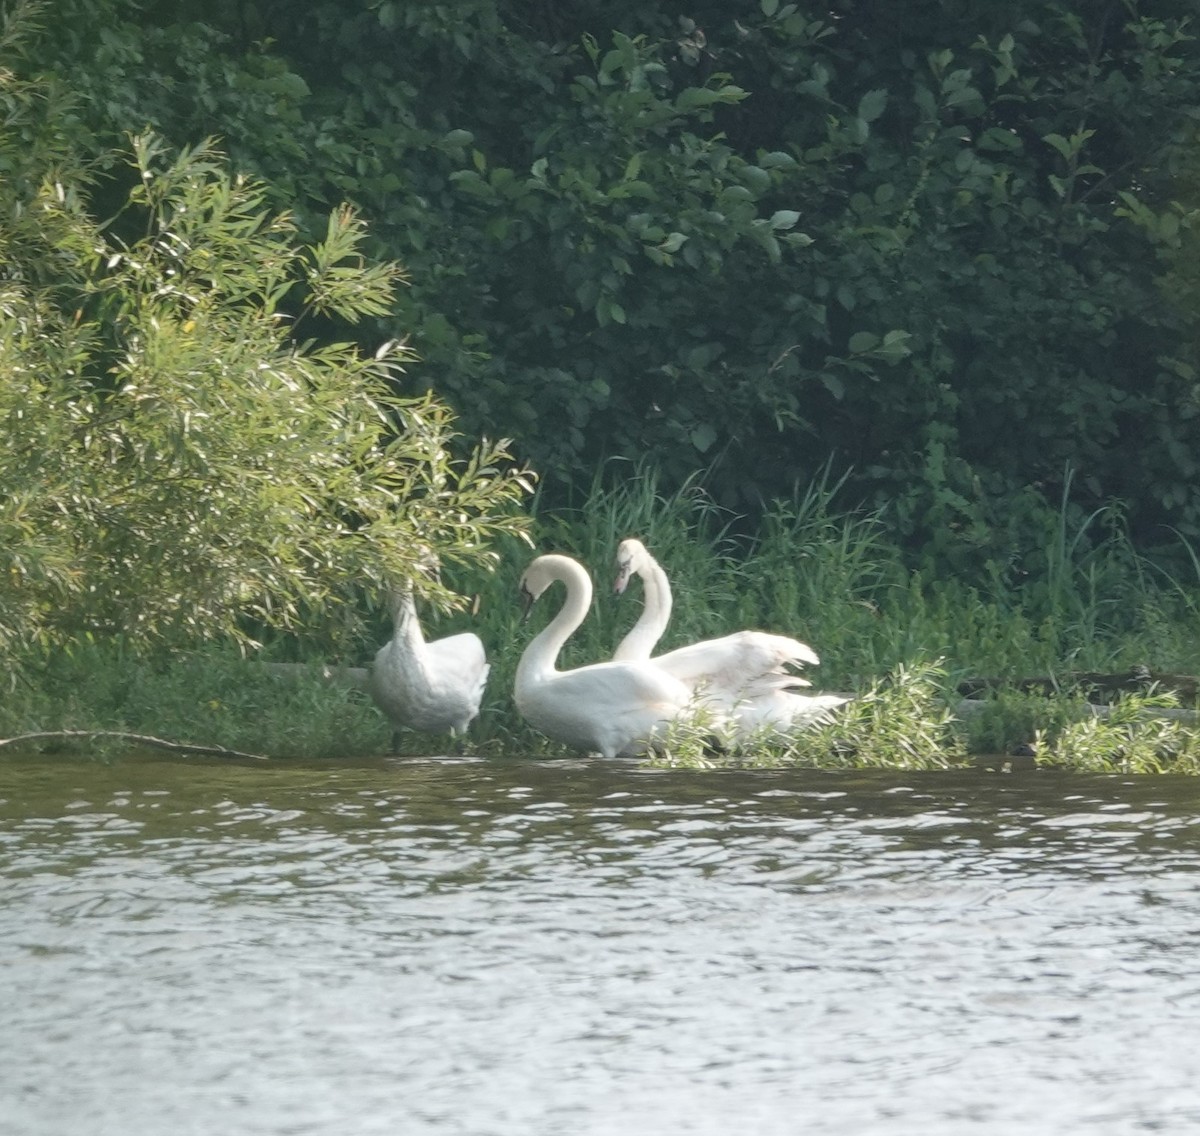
[0,37,531,659]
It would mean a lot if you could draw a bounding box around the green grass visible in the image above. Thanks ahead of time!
[1,644,390,759]
[5,470,1200,770]
[648,659,963,773]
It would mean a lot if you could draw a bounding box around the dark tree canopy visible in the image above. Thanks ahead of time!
[16,0,1200,574]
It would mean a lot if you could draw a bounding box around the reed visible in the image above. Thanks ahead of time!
[1035,691,1200,775]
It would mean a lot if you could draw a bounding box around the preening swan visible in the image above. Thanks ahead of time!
[515,553,700,758]
[612,537,848,735]
[368,577,489,749]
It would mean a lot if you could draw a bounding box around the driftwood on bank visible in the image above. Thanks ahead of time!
[0,730,270,761]
[957,668,1199,701]
[0,663,370,763]
[952,699,1199,724]
[5,666,1196,764]
[953,668,1200,725]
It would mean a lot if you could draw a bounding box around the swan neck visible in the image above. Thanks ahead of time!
[646,556,673,637]
[615,552,672,660]
[391,586,425,650]
[521,558,592,678]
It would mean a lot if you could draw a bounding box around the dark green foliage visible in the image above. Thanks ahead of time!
[6,473,1200,766]
[12,0,1200,574]
[958,689,1083,757]
[424,473,1200,755]
[0,9,532,658]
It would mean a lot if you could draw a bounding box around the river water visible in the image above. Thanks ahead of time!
[3,754,1200,1135]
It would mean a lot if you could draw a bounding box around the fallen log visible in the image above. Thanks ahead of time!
[952,698,1199,724]
[957,668,1199,701]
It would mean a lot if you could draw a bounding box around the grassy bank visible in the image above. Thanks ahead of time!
[5,474,1200,770]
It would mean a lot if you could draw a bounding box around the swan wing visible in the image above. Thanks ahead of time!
[425,632,488,682]
[424,632,489,732]
[733,690,850,736]
[654,630,820,695]
[737,671,814,698]
[371,630,489,736]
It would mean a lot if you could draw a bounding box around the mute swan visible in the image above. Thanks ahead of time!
[612,537,848,735]
[515,553,701,759]
[368,578,489,749]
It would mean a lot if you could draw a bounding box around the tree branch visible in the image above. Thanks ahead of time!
[0,730,271,761]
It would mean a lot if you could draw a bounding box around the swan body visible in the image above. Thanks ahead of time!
[515,553,699,758]
[368,587,489,746]
[612,537,848,735]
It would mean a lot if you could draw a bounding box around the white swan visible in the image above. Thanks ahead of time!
[612,537,848,736]
[368,579,489,749]
[514,553,702,758]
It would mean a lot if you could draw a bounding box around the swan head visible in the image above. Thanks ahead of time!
[519,554,576,621]
[519,576,537,622]
[613,537,650,595]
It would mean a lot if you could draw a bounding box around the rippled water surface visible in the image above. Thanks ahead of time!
[4,754,1200,1135]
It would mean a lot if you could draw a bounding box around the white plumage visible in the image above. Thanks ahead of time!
[612,538,848,736]
[514,553,700,758]
[368,585,489,748]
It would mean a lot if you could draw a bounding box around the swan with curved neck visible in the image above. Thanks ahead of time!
[611,540,673,662]
[515,553,698,758]
[368,575,489,749]
[612,537,848,735]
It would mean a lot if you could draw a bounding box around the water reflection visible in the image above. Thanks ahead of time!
[3,755,1200,1135]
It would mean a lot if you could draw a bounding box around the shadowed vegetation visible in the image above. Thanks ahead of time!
[6,474,1200,770]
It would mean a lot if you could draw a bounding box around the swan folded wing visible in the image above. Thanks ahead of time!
[425,634,489,731]
[372,631,488,735]
[425,633,488,687]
